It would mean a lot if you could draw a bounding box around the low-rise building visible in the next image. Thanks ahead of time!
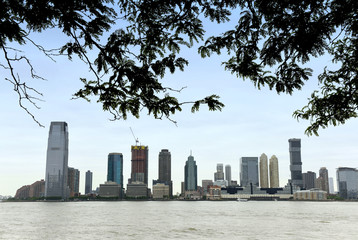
[152,183,169,199]
[99,181,122,198]
[126,182,148,198]
[293,189,327,200]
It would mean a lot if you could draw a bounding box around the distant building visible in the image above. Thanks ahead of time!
[225,165,232,186]
[213,180,228,188]
[45,122,70,199]
[214,163,224,181]
[294,189,327,200]
[131,146,149,184]
[126,182,148,198]
[259,153,269,188]
[207,185,221,200]
[336,167,358,199]
[99,181,122,198]
[107,153,123,185]
[288,138,303,189]
[184,154,197,191]
[15,180,45,199]
[329,177,334,193]
[152,183,170,199]
[202,180,213,195]
[302,171,316,190]
[269,155,279,188]
[15,185,30,199]
[240,157,259,187]
[68,167,80,197]
[156,149,173,197]
[317,167,329,193]
[85,170,93,194]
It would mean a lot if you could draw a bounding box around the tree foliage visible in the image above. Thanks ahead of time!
[1,0,357,135]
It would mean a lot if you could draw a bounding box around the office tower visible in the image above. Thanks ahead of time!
[336,167,358,199]
[184,154,197,191]
[329,177,334,194]
[269,155,279,188]
[225,165,232,186]
[240,157,259,187]
[45,122,69,199]
[68,167,80,197]
[317,167,329,192]
[131,146,149,184]
[214,163,224,181]
[107,153,123,185]
[288,138,303,188]
[302,171,316,190]
[157,149,172,197]
[85,170,93,194]
[259,153,269,188]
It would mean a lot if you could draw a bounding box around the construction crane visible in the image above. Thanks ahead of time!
[130,127,139,146]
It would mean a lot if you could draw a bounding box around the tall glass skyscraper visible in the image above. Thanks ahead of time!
[336,167,358,199]
[214,163,224,181]
[289,138,303,188]
[45,122,69,199]
[240,157,259,187]
[85,170,93,194]
[184,154,197,191]
[157,149,172,197]
[107,153,123,185]
[225,164,232,185]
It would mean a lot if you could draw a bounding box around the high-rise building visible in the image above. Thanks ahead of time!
[225,165,232,186]
[107,153,123,185]
[214,163,224,181]
[336,167,358,199]
[131,146,148,184]
[45,122,69,199]
[184,154,197,191]
[156,149,172,197]
[85,170,93,194]
[68,167,80,197]
[269,155,279,188]
[288,138,303,188]
[317,167,329,193]
[329,177,334,194]
[259,153,269,188]
[302,171,316,190]
[240,157,259,187]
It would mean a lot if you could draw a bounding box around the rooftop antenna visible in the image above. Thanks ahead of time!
[130,127,139,146]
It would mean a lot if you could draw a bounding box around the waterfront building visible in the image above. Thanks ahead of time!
[214,163,224,181]
[126,182,148,198]
[225,165,232,186]
[288,138,303,188]
[294,189,327,200]
[131,146,149,184]
[156,149,173,197]
[316,167,329,193]
[269,155,279,188]
[184,154,197,191]
[68,167,80,197]
[240,157,259,187]
[336,167,358,199]
[259,153,269,188]
[329,177,334,193]
[99,181,122,198]
[15,185,30,199]
[29,180,45,198]
[202,180,213,195]
[302,171,316,190]
[45,122,69,199]
[152,183,170,199]
[85,170,93,194]
[107,153,123,185]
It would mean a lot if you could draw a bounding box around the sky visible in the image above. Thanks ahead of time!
[1,12,358,197]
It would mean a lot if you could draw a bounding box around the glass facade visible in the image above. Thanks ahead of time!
[289,138,303,188]
[85,170,93,194]
[45,122,69,199]
[107,153,123,185]
[240,157,259,187]
[337,167,358,199]
[184,155,197,191]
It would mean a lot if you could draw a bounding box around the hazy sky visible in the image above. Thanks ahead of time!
[1,13,358,197]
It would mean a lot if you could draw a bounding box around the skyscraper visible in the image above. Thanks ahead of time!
[68,167,80,197]
[157,149,172,197]
[240,157,259,187]
[225,165,232,185]
[45,122,69,199]
[107,153,123,185]
[288,138,303,188]
[259,153,269,188]
[302,171,316,190]
[131,146,149,184]
[269,155,279,188]
[317,167,329,192]
[184,154,197,191]
[85,170,93,194]
[337,167,358,199]
[214,163,224,181]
